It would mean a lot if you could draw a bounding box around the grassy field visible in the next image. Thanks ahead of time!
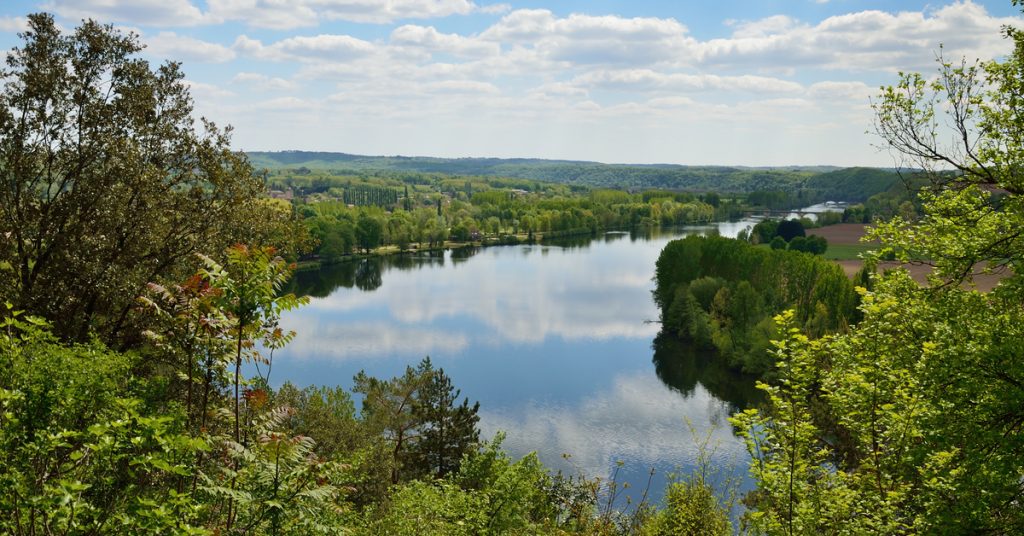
[821,243,876,260]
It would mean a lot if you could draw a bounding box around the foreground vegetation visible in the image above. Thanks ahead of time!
[0,16,733,535]
[654,5,1024,532]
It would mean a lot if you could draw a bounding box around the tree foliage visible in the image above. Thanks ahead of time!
[655,235,858,375]
[0,14,298,344]
[736,5,1024,533]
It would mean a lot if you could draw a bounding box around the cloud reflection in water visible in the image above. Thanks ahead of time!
[281,239,669,361]
[479,371,748,486]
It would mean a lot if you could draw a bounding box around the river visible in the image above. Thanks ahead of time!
[270,213,828,508]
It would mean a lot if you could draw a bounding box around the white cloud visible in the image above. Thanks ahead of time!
[700,1,1018,72]
[234,34,377,62]
[206,0,318,29]
[43,0,501,29]
[231,72,297,91]
[146,32,236,63]
[42,0,205,26]
[0,16,28,33]
[728,14,800,38]
[250,96,317,111]
[422,80,500,94]
[483,10,696,67]
[184,80,235,99]
[573,69,804,94]
[207,0,486,27]
[72,0,1022,166]
[807,80,874,101]
[390,25,499,58]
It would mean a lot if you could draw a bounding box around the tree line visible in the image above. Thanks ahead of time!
[298,187,725,262]
[654,235,861,376]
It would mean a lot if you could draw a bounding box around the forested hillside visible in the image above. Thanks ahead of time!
[250,150,896,201]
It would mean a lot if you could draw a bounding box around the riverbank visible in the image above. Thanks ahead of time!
[295,224,703,270]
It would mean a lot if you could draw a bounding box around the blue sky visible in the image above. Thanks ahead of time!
[0,1,1020,166]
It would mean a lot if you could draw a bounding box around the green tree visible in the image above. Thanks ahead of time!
[737,5,1024,532]
[354,360,434,484]
[200,245,307,443]
[775,219,805,242]
[0,14,291,344]
[0,307,209,534]
[769,236,787,250]
[787,236,807,252]
[355,215,383,253]
[407,365,481,479]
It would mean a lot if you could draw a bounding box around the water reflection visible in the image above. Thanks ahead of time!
[450,246,480,263]
[272,223,766,503]
[282,240,665,352]
[479,370,751,502]
[354,259,382,291]
[652,334,764,412]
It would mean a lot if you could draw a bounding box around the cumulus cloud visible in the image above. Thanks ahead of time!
[807,80,874,101]
[183,80,235,99]
[145,32,236,63]
[482,10,696,67]
[234,34,377,62]
[43,0,503,29]
[231,72,297,91]
[701,1,1018,71]
[573,69,804,94]
[42,0,1024,166]
[0,16,29,33]
[42,0,205,26]
[390,25,499,58]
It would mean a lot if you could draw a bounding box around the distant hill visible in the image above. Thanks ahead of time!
[803,167,902,202]
[247,150,896,201]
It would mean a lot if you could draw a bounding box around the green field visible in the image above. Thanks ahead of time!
[755,241,874,261]
[821,243,876,260]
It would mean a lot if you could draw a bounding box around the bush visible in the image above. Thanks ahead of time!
[776,219,806,241]
[648,479,730,536]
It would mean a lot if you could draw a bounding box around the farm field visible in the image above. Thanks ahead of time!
[812,223,1004,291]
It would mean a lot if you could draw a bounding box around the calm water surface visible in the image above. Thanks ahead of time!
[272,218,787,505]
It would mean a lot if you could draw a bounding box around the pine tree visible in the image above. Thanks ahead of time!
[407,362,481,479]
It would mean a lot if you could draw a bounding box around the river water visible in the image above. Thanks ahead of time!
[270,212,835,507]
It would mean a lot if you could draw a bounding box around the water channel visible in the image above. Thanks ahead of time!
[270,205,842,507]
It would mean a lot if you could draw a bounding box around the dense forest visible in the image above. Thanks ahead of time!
[654,235,861,376]
[252,150,899,205]
[297,188,723,262]
[261,164,910,264]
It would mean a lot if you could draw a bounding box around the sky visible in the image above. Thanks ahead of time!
[0,1,1020,166]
